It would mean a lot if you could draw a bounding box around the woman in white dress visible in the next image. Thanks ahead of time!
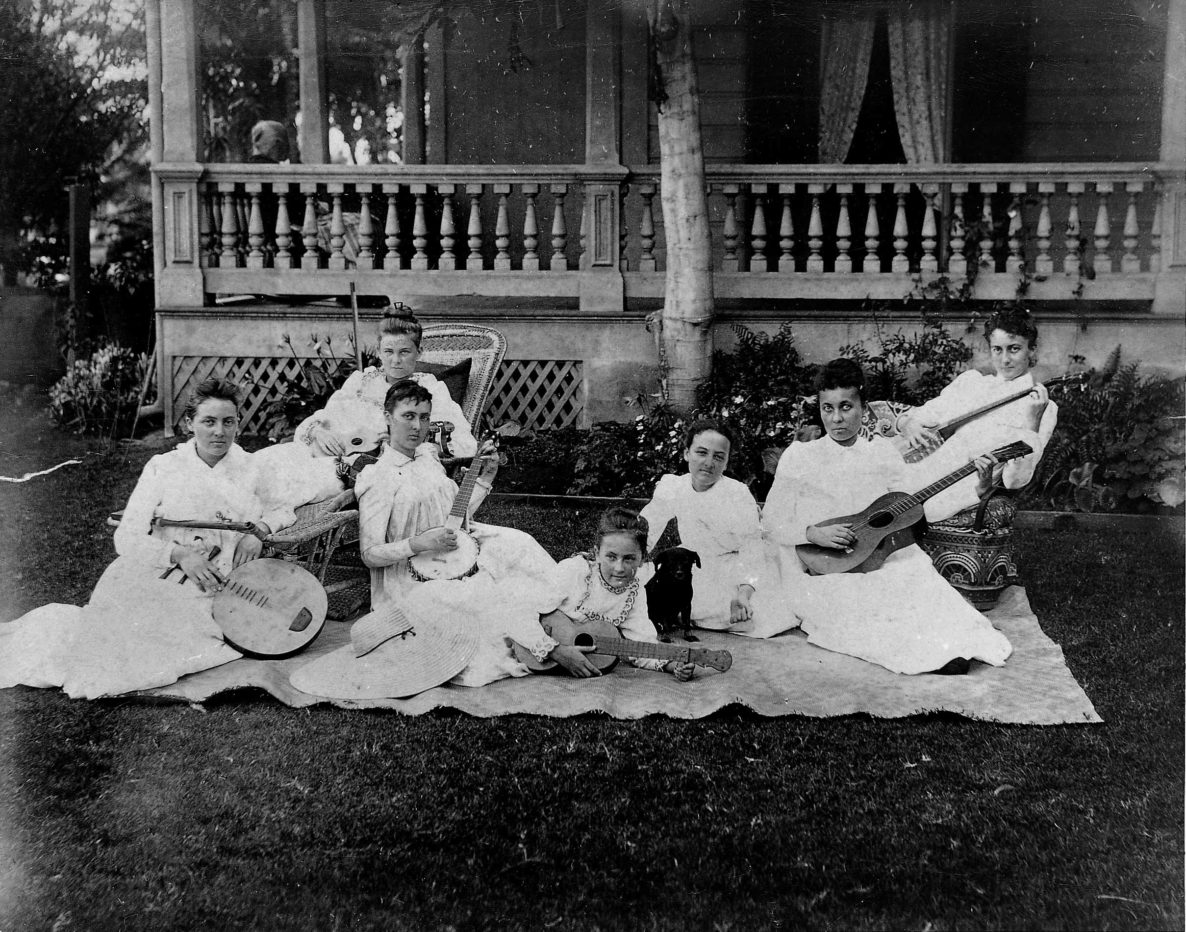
[896,305,1058,517]
[297,307,477,460]
[737,359,1013,675]
[0,378,293,698]
[639,420,763,629]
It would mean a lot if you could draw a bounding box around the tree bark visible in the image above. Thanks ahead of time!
[649,0,713,412]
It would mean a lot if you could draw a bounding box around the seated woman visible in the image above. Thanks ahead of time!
[0,378,292,698]
[297,307,477,461]
[734,359,1013,676]
[298,380,575,689]
[639,419,763,629]
[896,305,1058,516]
[544,506,696,681]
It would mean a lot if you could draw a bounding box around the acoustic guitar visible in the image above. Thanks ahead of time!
[902,373,1084,463]
[211,558,328,658]
[511,611,733,675]
[408,436,496,583]
[796,440,1033,576]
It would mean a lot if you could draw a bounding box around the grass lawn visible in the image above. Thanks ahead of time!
[0,397,1182,931]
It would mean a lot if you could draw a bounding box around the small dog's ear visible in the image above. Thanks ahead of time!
[690,550,701,568]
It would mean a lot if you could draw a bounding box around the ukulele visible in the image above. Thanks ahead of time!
[511,611,733,675]
[796,440,1033,576]
[902,373,1084,463]
[407,435,497,582]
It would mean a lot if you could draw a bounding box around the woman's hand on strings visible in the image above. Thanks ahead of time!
[411,527,458,553]
[171,545,225,592]
[550,643,601,677]
[807,523,856,550]
[972,452,1003,497]
[310,424,346,457]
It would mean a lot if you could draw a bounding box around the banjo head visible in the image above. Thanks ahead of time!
[213,559,328,658]
[409,530,481,582]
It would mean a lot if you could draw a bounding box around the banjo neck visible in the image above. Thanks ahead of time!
[443,435,495,528]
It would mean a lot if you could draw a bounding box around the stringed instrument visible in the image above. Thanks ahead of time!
[407,435,496,582]
[901,374,1083,463]
[511,611,733,675]
[211,559,327,658]
[796,440,1033,576]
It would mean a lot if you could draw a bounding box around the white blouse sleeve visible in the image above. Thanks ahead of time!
[113,455,177,569]
[901,370,976,430]
[639,474,679,554]
[733,483,764,590]
[762,444,810,547]
[422,374,477,458]
[1001,398,1058,490]
[357,467,416,567]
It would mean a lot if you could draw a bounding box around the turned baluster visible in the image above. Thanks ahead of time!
[355,185,375,270]
[199,185,216,268]
[805,184,825,273]
[466,184,484,270]
[326,184,347,270]
[1064,182,1083,275]
[948,183,967,277]
[245,183,266,269]
[438,184,457,271]
[863,184,881,273]
[1034,183,1054,275]
[1005,182,1026,275]
[833,184,853,274]
[521,183,540,271]
[274,188,293,268]
[383,185,401,270]
[891,184,910,273]
[978,184,996,272]
[1150,196,1162,274]
[1122,182,1142,273]
[219,184,240,267]
[638,183,656,272]
[494,184,512,270]
[619,184,629,272]
[410,184,429,270]
[778,183,795,273]
[1093,181,1113,275]
[919,184,939,273]
[749,183,768,272]
[235,194,249,262]
[550,184,569,271]
[300,184,320,270]
[722,184,740,272]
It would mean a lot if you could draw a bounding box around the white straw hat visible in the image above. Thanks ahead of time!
[289,603,478,700]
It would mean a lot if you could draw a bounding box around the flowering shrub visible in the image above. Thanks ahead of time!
[48,342,148,436]
[260,333,378,441]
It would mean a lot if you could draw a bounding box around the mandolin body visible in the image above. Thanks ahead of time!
[212,559,327,657]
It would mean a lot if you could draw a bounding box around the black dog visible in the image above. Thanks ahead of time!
[646,547,701,642]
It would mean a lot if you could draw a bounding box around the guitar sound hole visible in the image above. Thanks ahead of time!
[573,633,595,648]
[868,511,893,529]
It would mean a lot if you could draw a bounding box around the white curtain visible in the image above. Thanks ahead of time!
[886,0,953,164]
[817,12,876,164]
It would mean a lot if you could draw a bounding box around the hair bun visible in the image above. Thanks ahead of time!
[383,301,418,322]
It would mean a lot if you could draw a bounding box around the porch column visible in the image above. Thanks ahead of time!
[155,0,203,310]
[581,0,625,312]
[401,32,427,164]
[298,0,329,163]
[1153,0,1186,316]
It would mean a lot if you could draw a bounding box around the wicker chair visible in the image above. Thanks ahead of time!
[266,322,507,618]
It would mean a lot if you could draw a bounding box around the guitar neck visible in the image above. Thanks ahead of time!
[895,441,1032,515]
[588,635,693,665]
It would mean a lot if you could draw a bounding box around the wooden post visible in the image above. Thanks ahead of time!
[402,31,427,165]
[297,0,329,164]
[1152,0,1186,315]
[67,182,91,321]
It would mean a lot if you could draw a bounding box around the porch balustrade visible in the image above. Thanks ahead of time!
[157,161,1174,306]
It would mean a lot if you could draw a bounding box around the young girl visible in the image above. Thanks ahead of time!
[737,359,1013,675]
[0,378,291,698]
[897,305,1058,517]
[639,420,763,628]
[297,305,477,460]
[542,507,697,681]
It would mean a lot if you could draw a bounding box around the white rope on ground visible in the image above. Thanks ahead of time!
[0,457,88,483]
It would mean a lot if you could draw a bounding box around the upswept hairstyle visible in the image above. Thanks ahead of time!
[383,379,433,414]
[814,357,867,403]
[183,377,242,422]
[593,505,649,555]
[378,302,423,349]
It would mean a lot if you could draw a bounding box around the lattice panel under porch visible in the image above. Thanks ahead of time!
[485,360,583,431]
[170,356,585,434]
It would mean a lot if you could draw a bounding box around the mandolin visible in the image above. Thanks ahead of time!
[407,436,496,582]
[511,611,733,675]
[796,440,1033,576]
[901,374,1083,463]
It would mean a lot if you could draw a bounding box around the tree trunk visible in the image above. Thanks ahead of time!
[649,0,713,412]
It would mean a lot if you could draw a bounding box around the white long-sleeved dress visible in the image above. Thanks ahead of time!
[901,370,1058,517]
[0,441,291,698]
[743,434,1013,674]
[346,443,559,687]
[639,473,764,628]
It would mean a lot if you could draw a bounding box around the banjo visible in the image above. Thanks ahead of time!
[408,439,496,583]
